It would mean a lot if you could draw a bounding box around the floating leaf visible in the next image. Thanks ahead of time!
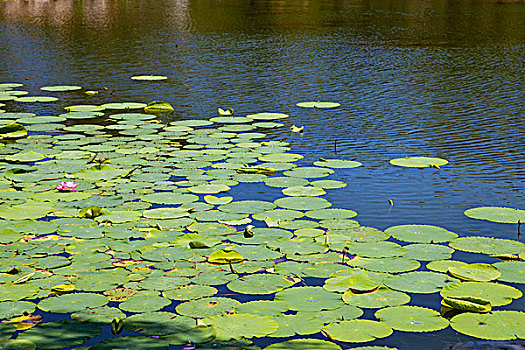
[296,101,341,109]
[346,241,405,258]
[389,156,448,168]
[144,101,174,113]
[464,206,525,223]
[0,301,36,319]
[17,320,101,349]
[448,263,501,281]
[347,257,420,273]
[493,261,525,284]
[375,306,449,332]
[343,287,410,309]
[404,243,454,261]
[449,236,525,255]
[71,306,126,324]
[321,319,392,343]
[175,297,240,318]
[118,294,171,313]
[313,158,361,168]
[324,269,380,293]
[275,287,344,312]
[385,224,458,243]
[204,195,233,205]
[282,186,326,197]
[0,123,27,139]
[440,281,522,306]
[0,339,36,350]
[163,285,217,301]
[208,249,244,264]
[227,273,295,294]
[91,336,169,350]
[384,271,456,293]
[219,200,276,214]
[441,296,491,313]
[203,313,278,341]
[131,75,168,81]
[15,96,58,103]
[426,260,467,273]
[40,85,82,92]
[259,153,303,163]
[246,112,288,120]
[264,339,341,350]
[37,293,108,313]
[450,311,525,340]
[274,196,331,211]
[269,314,324,337]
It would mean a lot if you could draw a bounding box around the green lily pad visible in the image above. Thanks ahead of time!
[0,301,36,319]
[0,339,36,350]
[313,158,361,168]
[17,320,101,349]
[161,325,217,345]
[65,104,104,112]
[95,210,141,223]
[175,297,240,318]
[375,305,449,332]
[404,244,454,261]
[346,241,405,258]
[122,311,194,335]
[14,96,58,103]
[296,101,340,109]
[163,285,218,300]
[493,261,525,283]
[264,339,341,350]
[385,271,456,293]
[71,306,126,324]
[449,236,525,255]
[0,283,38,301]
[385,224,458,243]
[0,123,27,139]
[440,281,522,306]
[324,269,380,293]
[274,196,331,211]
[40,85,82,91]
[91,336,169,350]
[275,286,344,311]
[259,153,303,163]
[203,313,278,341]
[343,287,410,308]
[310,180,347,189]
[189,183,231,194]
[441,296,491,313]
[131,75,168,81]
[389,156,448,168]
[265,176,309,188]
[321,319,392,343]
[449,263,501,281]
[426,260,467,273]
[246,112,288,120]
[118,294,171,313]
[450,311,525,340]
[142,207,189,219]
[284,166,334,178]
[282,186,326,197]
[464,206,525,223]
[208,249,244,264]
[204,195,233,205]
[141,192,199,205]
[218,200,276,214]
[227,273,295,294]
[5,151,46,162]
[144,101,174,113]
[37,293,108,313]
[347,257,420,273]
[269,314,324,337]
[235,300,289,317]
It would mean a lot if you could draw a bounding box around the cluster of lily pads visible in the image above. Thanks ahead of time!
[0,81,524,350]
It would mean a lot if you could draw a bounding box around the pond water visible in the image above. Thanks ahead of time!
[0,0,524,349]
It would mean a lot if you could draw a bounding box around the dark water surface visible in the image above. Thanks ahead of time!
[0,0,524,349]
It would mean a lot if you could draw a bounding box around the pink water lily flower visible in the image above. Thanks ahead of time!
[56,181,78,192]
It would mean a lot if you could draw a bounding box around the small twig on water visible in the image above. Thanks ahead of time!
[518,220,521,239]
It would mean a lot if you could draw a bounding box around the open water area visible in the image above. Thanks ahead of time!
[0,1,524,349]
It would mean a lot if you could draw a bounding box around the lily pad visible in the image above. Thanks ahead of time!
[163,285,218,301]
[274,196,331,211]
[17,320,101,349]
[343,287,410,308]
[384,271,456,293]
[441,296,491,313]
[0,339,36,350]
[296,101,340,109]
[346,241,405,258]
[203,313,278,341]
[40,85,82,91]
[493,261,525,284]
[321,319,392,343]
[264,339,341,350]
[375,306,449,332]
[450,311,525,340]
[119,294,171,313]
[71,306,126,324]
[389,156,448,168]
[227,273,295,294]
[426,260,467,273]
[449,236,525,255]
[385,224,458,243]
[269,314,324,337]
[313,158,361,168]
[404,244,454,261]
[282,186,326,197]
[449,263,501,281]
[259,153,303,163]
[440,281,522,306]
[131,75,168,81]
[219,200,276,214]
[0,301,36,319]
[144,101,174,113]
[91,336,169,350]
[347,257,420,273]
[464,206,525,223]
[37,293,108,313]
[0,123,27,139]
[246,112,288,120]
[175,297,240,318]
[275,287,344,311]
[208,249,244,264]
[284,166,334,178]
